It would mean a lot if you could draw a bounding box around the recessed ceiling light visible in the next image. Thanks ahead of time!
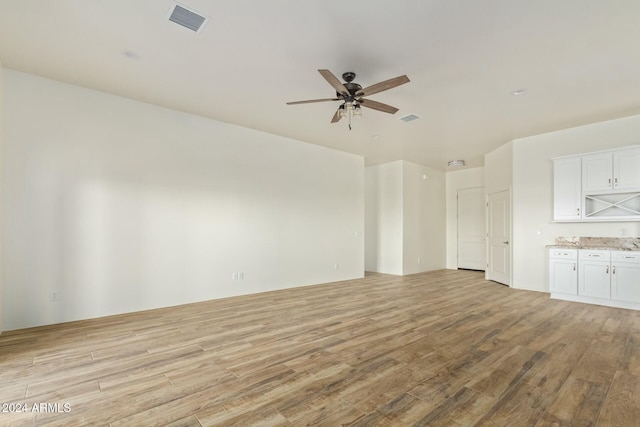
[512,89,527,96]
[448,160,466,167]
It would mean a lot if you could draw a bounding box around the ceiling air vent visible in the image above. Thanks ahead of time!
[400,113,421,122]
[168,3,209,33]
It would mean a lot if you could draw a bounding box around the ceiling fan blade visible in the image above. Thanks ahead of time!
[318,69,349,96]
[359,98,399,114]
[331,108,341,123]
[357,75,410,97]
[287,98,339,105]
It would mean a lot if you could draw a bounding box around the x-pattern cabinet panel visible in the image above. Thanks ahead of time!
[553,146,640,222]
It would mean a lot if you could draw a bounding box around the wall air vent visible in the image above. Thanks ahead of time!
[168,3,209,33]
[400,113,421,122]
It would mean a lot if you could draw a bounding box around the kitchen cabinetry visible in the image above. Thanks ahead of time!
[582,153,613,193]
[552,146,640,222]
[548,249,577,295]
[611,251,640,303]
[553,158,581,221]
[550,248,640,310]
[578,250,610,299]
[582,148,640,193]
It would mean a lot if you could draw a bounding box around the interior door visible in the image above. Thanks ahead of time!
[457,187,485,270]
[486,190,511,286]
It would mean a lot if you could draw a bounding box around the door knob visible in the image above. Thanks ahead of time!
[502,240,509,245]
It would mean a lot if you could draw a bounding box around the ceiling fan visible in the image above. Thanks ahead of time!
[287,69,410,129]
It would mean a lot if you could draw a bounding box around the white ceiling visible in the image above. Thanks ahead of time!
[2,0,640,170]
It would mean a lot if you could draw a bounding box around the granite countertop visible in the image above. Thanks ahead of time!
[546,237,640,251]
[546,245,640,251]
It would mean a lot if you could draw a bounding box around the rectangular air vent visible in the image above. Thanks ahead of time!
[168,3,209,33]
[400,113,421,122]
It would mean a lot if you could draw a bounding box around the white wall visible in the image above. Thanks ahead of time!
[1,70,365,330]
[402,161,446,274]
[485,142,513,196]
[512,114,640,292]
[0,60,3,334]
[365,161,403,274]
[365,161,446,275]
[445,167,485,269]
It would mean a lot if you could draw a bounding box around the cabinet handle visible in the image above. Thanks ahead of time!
[573,263,576,271]
[608,178,612,186]
[613,265,616,274]
[577,207,580,216]
[615,177,618,186]
[606,265,609,274]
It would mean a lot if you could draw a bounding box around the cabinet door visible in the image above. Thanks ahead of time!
[578,260,610,298]
[582,153,612,193]
[553,157,582,221]
[611,263,640,303]
[549,259,578,295]
[613,147,640,191]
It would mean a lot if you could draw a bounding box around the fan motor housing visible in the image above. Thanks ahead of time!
[337,72,362,98]
[337,83,362,98]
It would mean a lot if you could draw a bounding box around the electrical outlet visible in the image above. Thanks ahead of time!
[334,264,339,270]
[418,257,422,264]
[50,291,59,302]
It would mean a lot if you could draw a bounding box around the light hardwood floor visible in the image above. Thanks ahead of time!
[1,269,639,426]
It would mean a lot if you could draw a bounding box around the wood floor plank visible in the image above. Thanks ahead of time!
[467,346,546,398]
[0,269,639,426]
[535,377,607,427]
[412,386,495,427]
[570,337,625,385]
[620,333,640,376]
[597,371,640,426]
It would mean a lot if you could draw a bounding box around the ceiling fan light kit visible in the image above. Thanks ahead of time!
[287,69,410,130]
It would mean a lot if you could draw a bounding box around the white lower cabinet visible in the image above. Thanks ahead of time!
[549,249,577,295]
[611,252,640,303]
[550,249,640,310]
[578,250,611,299]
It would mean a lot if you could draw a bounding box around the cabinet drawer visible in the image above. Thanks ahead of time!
[549,249,577,259]
[579,250,611,261]
[612,251,640,263]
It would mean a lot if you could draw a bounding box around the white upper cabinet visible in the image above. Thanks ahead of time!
[582,147,640,193]
[553,157,582,221]
[582,153,613,193]
[553,146,640,222]
[613,147,640,191]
